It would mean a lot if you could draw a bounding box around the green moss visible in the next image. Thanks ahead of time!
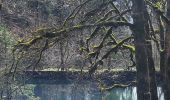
[88,52,97,58]
[74,24,82,29]
[79,47,86,51]
[155,1,162,9]
[93,45,98,48]
[123,44,135,52]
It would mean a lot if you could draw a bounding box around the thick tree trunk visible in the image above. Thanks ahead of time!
[163,0,170,99]
[132,0,151,100]
[164,26,170,100]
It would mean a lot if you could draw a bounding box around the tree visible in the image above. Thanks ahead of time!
[163,0,170,99]
[131,0,151,99]
[2,0,169,99]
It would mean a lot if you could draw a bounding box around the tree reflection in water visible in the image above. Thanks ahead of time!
[17,83,164,100]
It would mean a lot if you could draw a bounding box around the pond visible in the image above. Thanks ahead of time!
[17,82,164,100]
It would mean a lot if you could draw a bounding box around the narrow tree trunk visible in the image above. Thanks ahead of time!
[60,42,64,71]
[147,43,158,100]
[107,55,111,70]
[132,0,151,100]
[158,16,165,81]
[151,1,165,96]
[144,7,158,100]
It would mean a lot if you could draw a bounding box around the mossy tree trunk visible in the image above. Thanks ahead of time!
[143,3,158,100]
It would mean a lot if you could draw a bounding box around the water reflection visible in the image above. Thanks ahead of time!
[19,83,164,100]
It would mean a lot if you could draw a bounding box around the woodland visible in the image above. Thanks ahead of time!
[0,0,170,100]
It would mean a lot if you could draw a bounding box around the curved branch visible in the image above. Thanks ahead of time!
[89,36,134,75]
[100,81,137,92]
[63,0,92,26]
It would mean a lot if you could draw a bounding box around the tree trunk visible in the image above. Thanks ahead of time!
[107,55,111,70]
[163,0,170,99]
[144,6,158,100]
[164,24,170,100]
[60,42,64,71]
[146,43,158,100]
[158,16,165,81]
[132,0,151,100]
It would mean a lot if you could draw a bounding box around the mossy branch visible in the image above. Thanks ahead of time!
[84,1,111,17]
[26,39,49,70]
[17,21,133,48]
[13,21,133,72]
[89,36,134,75]
[102,36,133,60]
[100,81,137,92]
[109,35,135,68]
[96,9,116,23]
[63,0,92,26]
[30,21,133,41]
[110,2,129,22]
[145,0,170,25]
[13,36,43,52]
[90,27,113,56]
[86,21,133,51]
[86,26,101,47]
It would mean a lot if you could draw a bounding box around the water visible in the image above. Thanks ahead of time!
[17,83,164,100]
